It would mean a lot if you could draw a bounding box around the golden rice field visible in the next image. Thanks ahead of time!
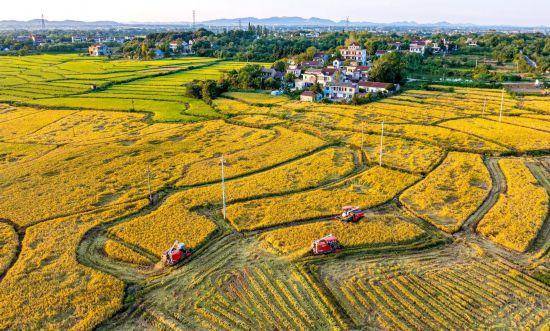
[400,152,492,233]
[0,54,548,330]
[477,158,549,252]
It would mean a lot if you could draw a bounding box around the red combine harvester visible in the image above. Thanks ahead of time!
[162,241,191,266]
[335,206,365,223]
[311,234,342,255]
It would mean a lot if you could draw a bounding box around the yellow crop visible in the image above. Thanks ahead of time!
[228,166,420,231]
[0,222,18,276]
[223,91,288,105]
[0,109,76,141]
[385,124,507,153]
[177,147,356,209]
[320,245,549,329]
[23,111,148,145]
[343,131,445,173]
[441,118,550,152]
[229,115,287,127]
[484,115,550,133]
[0,119,274,226]
[260,215,425,258]
[0,201,147,330]
[0,142,55,171]
[477,159,548,252]
[111,195,218,257]
[103,240,152,266]
[522,95,550,114]
[177,127,326,186]
[401,152,492,233]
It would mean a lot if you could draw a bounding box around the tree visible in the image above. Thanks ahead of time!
[309,83,323,94]
[305,46,317,60]
[272,60,287,72]
[369,52,405,83]
[472,64,493,81]
[284,72,296,83]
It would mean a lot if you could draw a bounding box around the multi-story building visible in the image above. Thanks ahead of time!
[340,42,367,65]
[325,82,358,101]
[409,40,430,54]
[88,44,111,57]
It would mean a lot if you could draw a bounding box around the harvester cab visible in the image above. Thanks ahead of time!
[162,240,192,266]
[335,206,365,223]
[311,234,342,255]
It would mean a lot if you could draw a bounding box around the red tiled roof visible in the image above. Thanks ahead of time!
[321,68,337,75]
[301,91,316,97]
[359,81,393,89]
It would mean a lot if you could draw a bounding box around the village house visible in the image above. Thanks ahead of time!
[358,81,396,94]
[300,90,321,102]
[31,34,46,46]
[375,50,391,57]
[286,64,302,77]
[356,66,370,80]
[313,52,330,64]
[388,42,403,51]
[332,59,344,69]
[318,68,337,86]
[71,35,87,43]
[466,38,478,47]
[295,69,320,89]
[88,44,111,57]
[154,49,165,59]
[301,60,324,69]
[14,35,30,43]
[169,41,179,53]
[409,40,430,55]
[340,42,367,65]
[325,82,358,101]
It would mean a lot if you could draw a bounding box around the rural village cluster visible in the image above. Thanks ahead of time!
[88,39,452,102]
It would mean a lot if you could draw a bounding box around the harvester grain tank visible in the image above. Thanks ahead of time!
[335,206,365,223]
[162,240,191,266]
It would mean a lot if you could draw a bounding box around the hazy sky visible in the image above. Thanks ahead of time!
[3,0,549,26]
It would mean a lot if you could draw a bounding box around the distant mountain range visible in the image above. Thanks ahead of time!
[0,17,546,30]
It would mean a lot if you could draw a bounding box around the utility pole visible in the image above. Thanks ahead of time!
[192,10,196,30]
[147,165,152,204]
[220,155,227,220]
[379,121,384,167]
[499,89,504,123]
[41,12,46,30]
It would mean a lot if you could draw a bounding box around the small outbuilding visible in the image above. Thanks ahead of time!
[300,91,320,102]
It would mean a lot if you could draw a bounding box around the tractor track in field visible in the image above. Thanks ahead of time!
[0,218,24,282]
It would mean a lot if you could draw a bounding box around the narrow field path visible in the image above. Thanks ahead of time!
[461,157,506,234]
